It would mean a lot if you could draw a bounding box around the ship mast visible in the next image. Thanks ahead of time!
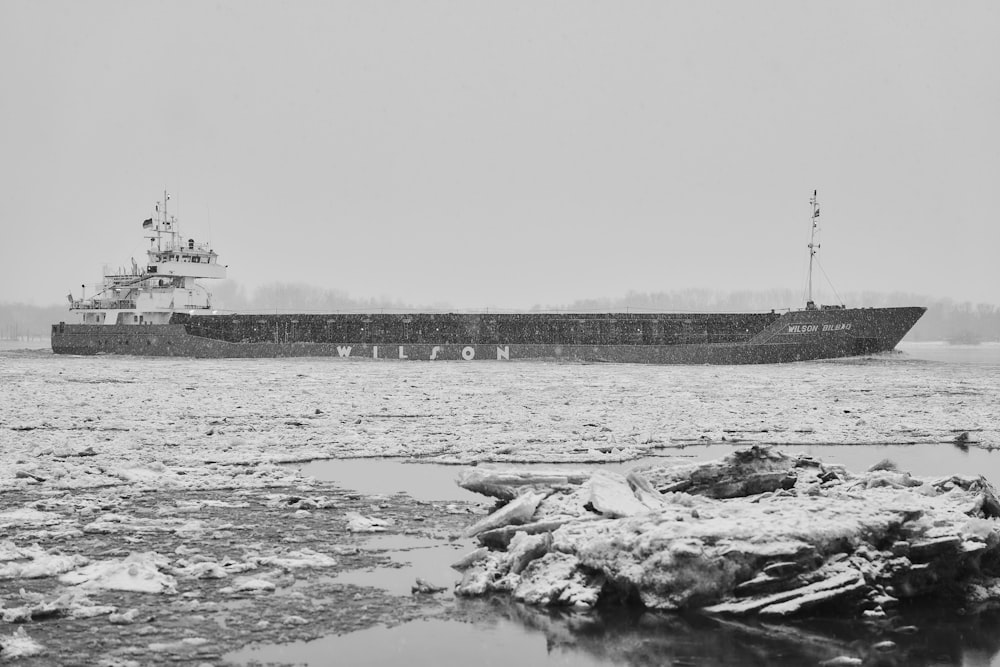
[162,189,172,244]
[806,190,820,310]
[153,190,173,253]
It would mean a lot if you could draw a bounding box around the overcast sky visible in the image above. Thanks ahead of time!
[1,0,997,310]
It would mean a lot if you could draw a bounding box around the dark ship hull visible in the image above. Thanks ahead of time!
[51,306,926,364]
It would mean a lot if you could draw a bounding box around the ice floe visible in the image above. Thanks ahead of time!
[259,548,339,570]
[220,577,277,594]
[345,512,394,533]
[0,544,88,579]
[59,552,178,594]
[0,627,44,659]
[452,446,1000,619]
[1,588,115,623]
[0,509,61,528]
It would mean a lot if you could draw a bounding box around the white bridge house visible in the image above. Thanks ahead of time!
[69,194,225,326]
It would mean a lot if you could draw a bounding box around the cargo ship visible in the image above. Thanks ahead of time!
[51,192,925,363]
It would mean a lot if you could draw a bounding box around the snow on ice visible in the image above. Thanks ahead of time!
[1,348,999,660]
[2,355,998,486]
[452,446,1000,618]
[0,627,44,658]
[59,552,178,594]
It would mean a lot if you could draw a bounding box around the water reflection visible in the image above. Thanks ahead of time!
[329,534,469,597]
[497,600,1000,667]
[459,599,867,667]
[227,612,615,667]
[226,596,1000,667]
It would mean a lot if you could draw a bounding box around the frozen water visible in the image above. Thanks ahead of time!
[58,552,177,593]
[3,345,998,493]
[2,342,1000,665]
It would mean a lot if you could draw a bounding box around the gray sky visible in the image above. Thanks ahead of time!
[2,0,997,309]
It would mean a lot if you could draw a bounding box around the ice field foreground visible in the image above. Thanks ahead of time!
[2,346,1000,664]
[3,346,998,478]
[454,446,1000,619]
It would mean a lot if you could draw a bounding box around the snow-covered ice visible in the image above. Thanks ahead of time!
[2,352,998,491]
[452,446,1000,619]
[0,543,88,579]
[1,347,999,663]
[0,626,44,658]
[59,552,178,594]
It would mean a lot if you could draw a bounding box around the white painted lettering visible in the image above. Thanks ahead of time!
[496,345,510,361]
[398,346,407,359]
[462,346,475,360]
[430,346,442,360]
[336,346,352,357]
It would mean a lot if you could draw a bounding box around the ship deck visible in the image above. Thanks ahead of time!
[172,311,782,347]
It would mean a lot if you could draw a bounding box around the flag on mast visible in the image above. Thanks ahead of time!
[142,218,153,228]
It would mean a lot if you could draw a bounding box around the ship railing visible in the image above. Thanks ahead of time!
[70,299,138,311]
[105,275,147,286]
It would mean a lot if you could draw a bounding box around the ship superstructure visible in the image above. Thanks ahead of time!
[67,192,225,326]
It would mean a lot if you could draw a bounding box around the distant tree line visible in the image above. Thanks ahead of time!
[0,303,68,340]
[845,291,1000,343]
[210,281,418,313]
[558,288,805,314]
[3,284,997,342]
